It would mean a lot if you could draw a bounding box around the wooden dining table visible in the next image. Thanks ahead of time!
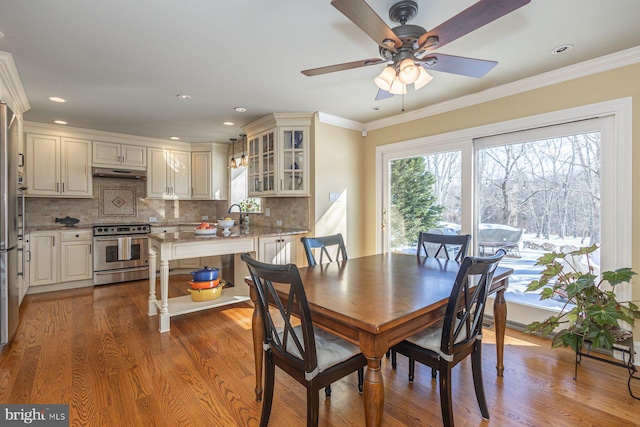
[245,252,513,427]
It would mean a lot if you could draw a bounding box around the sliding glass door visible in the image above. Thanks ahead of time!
[378,101,630,328]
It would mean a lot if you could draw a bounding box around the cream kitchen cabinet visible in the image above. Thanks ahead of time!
[25,133,92,198]
[244,113,311,197]
[92,141,146,169]
[28,230,92,287]
[147,148,191,199]
[257,234,299,265]
[191,144,228,200]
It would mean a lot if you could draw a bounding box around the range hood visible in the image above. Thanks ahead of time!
[92,167,147,180]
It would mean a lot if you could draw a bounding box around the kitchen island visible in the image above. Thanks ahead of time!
[147,225,307,332]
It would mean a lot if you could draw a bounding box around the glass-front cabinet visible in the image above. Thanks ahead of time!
[244,113,311,197]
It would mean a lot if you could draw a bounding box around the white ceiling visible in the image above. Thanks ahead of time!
[1,0,639,144]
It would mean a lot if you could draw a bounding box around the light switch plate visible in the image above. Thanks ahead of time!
[149,217,157,223]
[276,220,282,226]
[202,215,209,220]
[265,207,271,217]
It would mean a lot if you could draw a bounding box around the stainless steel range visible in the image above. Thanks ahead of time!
[93,224,150,285]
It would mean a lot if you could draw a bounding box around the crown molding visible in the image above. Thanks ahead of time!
[0,51,31,114]
[317,112,364,132]
[364,46,640,132]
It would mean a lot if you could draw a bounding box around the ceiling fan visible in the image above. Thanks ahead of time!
[302,0,531,100]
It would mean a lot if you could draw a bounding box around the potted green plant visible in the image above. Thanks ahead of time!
[525,244,640,352]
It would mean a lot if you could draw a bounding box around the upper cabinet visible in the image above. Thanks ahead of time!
[190,143,228,200]
[25,133,92,198]
[244,113,311,197]
[92,141,146,169]
[147,148,191,199]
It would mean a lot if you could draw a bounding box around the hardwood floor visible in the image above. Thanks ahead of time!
[1,276,639,426]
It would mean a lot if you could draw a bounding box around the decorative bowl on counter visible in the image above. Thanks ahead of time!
[194,228,217,235]
[188,284,223,302]
[190,266,220,282]
[218,219,235,228]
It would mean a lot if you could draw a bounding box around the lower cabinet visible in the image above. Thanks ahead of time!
[258,235,299,265]
[29,230,93,287]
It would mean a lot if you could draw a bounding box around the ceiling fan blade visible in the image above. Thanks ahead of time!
[331,0,402,51]
[419,53,497,78]
[417,0,531,51]
[375,89,394,101]
[301,58,386,77]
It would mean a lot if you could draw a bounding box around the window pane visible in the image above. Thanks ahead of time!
[477,132,601,308]
[389,151,461,253]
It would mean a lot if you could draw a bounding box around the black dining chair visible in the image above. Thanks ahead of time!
[388,232,472,365]
[417,232,471,262]
[300,234,347,267]
[241,253,366,427]
[390,250,505,427]
[299,233,361,397]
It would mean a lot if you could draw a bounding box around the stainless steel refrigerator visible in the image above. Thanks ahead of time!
[0,102,19,348]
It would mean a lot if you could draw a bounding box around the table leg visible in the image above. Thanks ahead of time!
[159,259,170,333]
[247,284,264,401]
[493,287,507,377]
[148,248,157,316]
[363,356,384,427]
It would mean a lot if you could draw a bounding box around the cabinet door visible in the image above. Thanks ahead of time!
[147,148,169,198]
[260,131,277,196]
[26,134,60,196]
[258,235,295,265]
[60,241,92,282]
[171,150,192,199]
[279,127,308,196]
[191,151,211,199]
[29,232,58,286]
[121,144,146,168]
[92,141,121,164]
[61,137,92,197]
[247,135,261,196]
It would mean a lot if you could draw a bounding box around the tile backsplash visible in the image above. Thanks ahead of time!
[26,177,309,230]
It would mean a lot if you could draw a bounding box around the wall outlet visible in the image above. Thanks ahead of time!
[149,217,157,223]
[201,215,209,221]
[276,220,282,226]
[265,207,271,217]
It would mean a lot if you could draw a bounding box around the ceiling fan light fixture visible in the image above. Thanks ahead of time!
[388,76,407,95]
[413,66,433,91]
[398,58,420,84]
[374,66,396,91]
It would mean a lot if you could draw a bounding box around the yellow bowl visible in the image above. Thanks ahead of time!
[188,285,223,302]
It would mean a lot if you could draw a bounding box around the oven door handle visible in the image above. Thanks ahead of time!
[94,266,149,275]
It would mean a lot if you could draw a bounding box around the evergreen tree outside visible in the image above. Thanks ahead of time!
[390,157,445,252]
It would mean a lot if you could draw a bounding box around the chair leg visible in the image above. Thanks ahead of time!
[408,357,415,383]
[307,387,320,427]
[431,368,437,379]
[324,385,331,398]
[438,362,454,427]
[260,354,276,427]
[471,344,490,420]
[391,350,397,369]
[357,368,364,393]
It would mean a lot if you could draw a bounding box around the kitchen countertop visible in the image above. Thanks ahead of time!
[148,225,308,242]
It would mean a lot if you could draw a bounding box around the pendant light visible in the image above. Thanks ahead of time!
[228,138,237,169]
[239,134,248,167]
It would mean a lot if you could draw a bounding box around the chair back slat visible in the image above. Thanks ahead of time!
[241,253,318,374]
[301,234,348,266]
[440,250,505,357]
[417,232,471,262]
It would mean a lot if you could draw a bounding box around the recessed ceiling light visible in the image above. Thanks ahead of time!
[223,121,234,126]
[54,120,67,125]
[177,94,191,100]
[48,96,66,103]
[551,44,573,55]
[234,107,247,113]
[170,136,180,140]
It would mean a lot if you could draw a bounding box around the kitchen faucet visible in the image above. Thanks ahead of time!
[227,204,243,226]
